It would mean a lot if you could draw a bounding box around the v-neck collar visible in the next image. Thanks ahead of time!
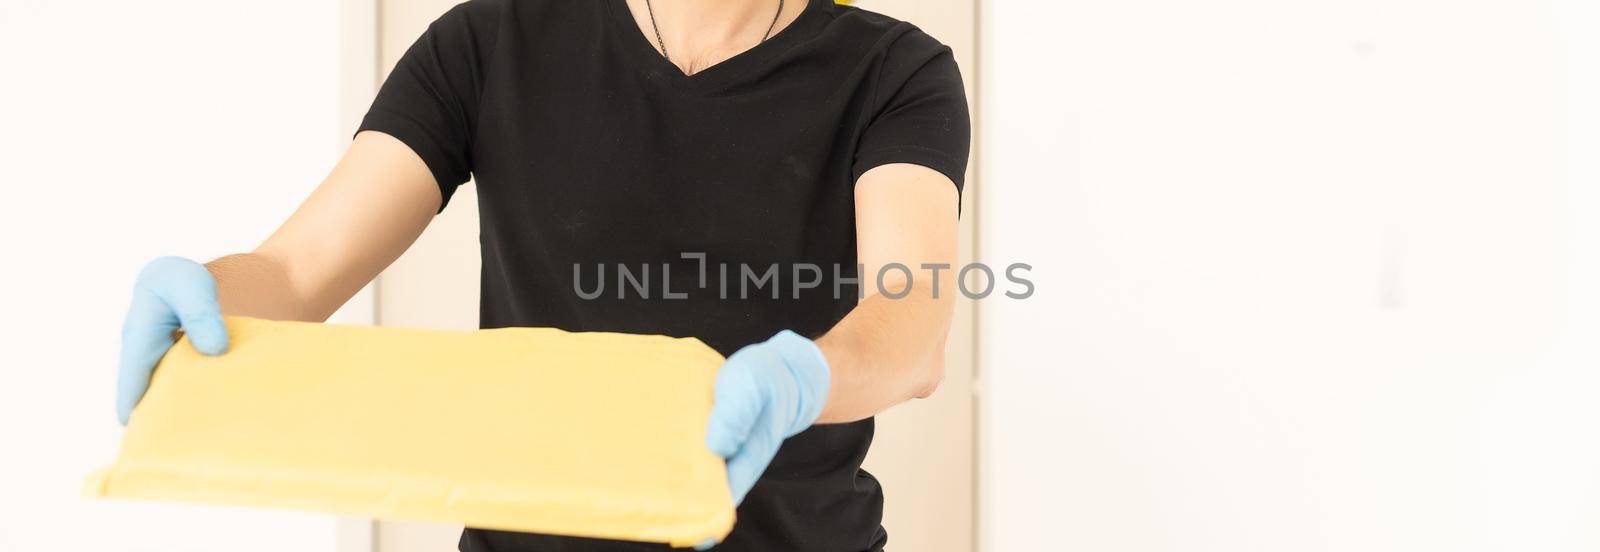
[606,0,830,92]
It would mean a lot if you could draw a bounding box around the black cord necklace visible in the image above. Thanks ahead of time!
[643,0,785,66]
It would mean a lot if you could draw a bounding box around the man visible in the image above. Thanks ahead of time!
[115,0,968,549]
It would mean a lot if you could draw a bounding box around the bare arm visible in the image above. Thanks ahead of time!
[208,131,441,321]
[815,163,960,423]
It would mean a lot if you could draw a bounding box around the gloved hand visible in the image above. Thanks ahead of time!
[704,330,832,506]
[116,256,230,425]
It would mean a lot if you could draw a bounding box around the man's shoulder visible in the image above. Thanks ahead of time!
[446,0,608,26]
[815,2,951,59]
[430,0,612,49]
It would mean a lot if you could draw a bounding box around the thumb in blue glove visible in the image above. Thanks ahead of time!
[704,330,831,507]
[116,256,230,425]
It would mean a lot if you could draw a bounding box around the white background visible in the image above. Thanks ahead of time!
[0,2,367,550]
[981,0,1600,550]
[4,0,1599,550]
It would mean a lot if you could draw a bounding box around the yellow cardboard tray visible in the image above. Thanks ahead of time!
[86,317,734,547]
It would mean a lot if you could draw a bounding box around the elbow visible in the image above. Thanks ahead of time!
[909,341,948,399]
[911,370,943,399]
[909,299,956,400]
[915,316,947,398]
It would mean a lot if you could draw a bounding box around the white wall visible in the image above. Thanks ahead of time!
[980,0,1600,550]
[0,2,371,550]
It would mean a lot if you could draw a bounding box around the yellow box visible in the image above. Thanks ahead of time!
[87,317,734,547]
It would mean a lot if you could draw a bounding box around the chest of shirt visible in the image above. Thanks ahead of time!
[467,55,877,257]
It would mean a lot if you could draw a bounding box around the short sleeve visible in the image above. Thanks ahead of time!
[357,0,501,210]
[851,29,972,194]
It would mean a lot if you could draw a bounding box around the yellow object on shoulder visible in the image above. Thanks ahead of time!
[86,317,734,547]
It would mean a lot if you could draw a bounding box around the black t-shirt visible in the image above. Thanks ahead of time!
[358,0,969,550]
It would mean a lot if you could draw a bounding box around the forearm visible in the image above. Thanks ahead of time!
[814,277,956,424]
[204,132,441,323]
[206,252,326,322]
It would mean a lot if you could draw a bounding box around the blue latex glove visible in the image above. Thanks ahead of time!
[704,330,832,505]
[116,256,230,425]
